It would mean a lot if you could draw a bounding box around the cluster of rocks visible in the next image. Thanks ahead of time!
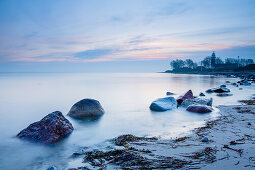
[150,90,214,114]
[17,99,105,144]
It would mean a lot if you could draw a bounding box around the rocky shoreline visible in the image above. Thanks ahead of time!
[67,96,255,169]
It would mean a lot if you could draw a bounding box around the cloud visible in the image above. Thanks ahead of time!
[74,49,113,60]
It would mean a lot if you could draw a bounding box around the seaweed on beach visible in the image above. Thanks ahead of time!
[195,119,221,136]
[238,99,255,105]
[82,149,189,169]
[114,134,158,146]
[182,147,217,163]
[174,136,190,143]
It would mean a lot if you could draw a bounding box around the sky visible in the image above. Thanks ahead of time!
[0,0,255,72]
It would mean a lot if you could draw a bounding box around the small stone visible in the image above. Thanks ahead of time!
[202,137,208,142]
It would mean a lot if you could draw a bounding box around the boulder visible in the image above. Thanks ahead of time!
[68,99,105,118]
[199,92,205,96]
[186,105,213,113]
[216,93,233,97]
[181,97,213,108]
[177,90,194,105]
[150,97,177,111]
[225,81,230,83]
[220,84,226,88]
[17,111,73,144]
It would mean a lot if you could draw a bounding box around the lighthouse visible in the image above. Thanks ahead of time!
[211,51,216,68]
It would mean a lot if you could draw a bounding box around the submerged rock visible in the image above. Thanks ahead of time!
[199,92,206,96]
[177,90,194,105]
[216,93,233,97]
[68,98,105,118]
[150,97,177,111]
[181,98,213,108]
[166,91,174,95]
[186,105,213,113]
[17,111,73,144]
[220,84,226,88]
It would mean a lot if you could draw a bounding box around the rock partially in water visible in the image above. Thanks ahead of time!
[212,87,230,93]
[177,90,194,105]
[17,111,73,144]
[206,89,214,93]
[220,84,226,88]
[199,92,206,96]
[181,98,213,108]
[216,93,233,97]
[68,98,105,119]
[186,105,213,113]
[150,97,177,111]
[240,81,251,86]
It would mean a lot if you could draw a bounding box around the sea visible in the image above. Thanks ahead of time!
[0,73,254,169]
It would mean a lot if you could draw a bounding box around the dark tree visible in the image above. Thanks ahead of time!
[185,59,197,69]
[215,57,224,64]
[201,56,211,68]
[170,59,185,70]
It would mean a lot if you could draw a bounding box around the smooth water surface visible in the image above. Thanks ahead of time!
[0,73,254,169]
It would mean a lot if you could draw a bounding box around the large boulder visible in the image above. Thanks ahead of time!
[68,99,105,118]
[186,105,213,113]
[150,97,177,112]
[17,111,73,144]
[181,97,213,108]
[177,90,194,105]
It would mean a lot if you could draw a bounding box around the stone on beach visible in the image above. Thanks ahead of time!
[181,97,213,108]
[17,111,73,144]
[177,90,194,105]
[202,137,209,142]
[150,97,177,111]
[186,105,213,113]
[68,98,105,118]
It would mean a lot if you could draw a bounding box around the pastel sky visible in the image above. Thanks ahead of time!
[0,0,255,72]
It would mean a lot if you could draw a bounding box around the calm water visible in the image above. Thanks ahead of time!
[0,73,254,169]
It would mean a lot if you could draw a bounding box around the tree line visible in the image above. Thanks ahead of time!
[170,57,254,70]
